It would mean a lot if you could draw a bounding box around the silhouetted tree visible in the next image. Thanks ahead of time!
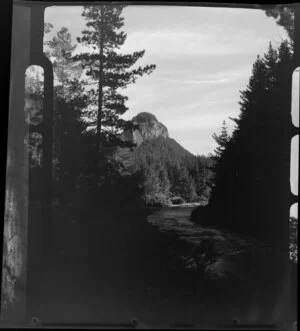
[191,41,293,245]
[75,5,156,152]
[212,120,230,161]
[68,6,157,216]
[44,25,87,207]
[45,26,83,89]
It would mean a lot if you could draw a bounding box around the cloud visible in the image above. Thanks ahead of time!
[164,111,235,132]
[153,77,230,85]
[120,27,282,59]
[44,5,288,155]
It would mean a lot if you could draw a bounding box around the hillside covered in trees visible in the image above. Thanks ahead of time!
[131,113,213,206]
[112,112,214,207]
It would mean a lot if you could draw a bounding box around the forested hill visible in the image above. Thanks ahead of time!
[114,112,214,206]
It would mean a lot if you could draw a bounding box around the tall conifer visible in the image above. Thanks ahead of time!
[75,5,156,152]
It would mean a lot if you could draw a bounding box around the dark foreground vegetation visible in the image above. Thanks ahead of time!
[133,136,213,206]
[191,27,296,248]
[26,204,297,327]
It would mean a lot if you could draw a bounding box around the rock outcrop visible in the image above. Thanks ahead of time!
[113,112,170,175]
[122,112,169,146]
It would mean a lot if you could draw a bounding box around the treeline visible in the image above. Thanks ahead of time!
[191,40,294,246]
[132,137,213,206]
[26,5,215,218]
[26,5,157,221]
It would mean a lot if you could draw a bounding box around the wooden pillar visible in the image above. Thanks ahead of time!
[1,2,54,323]
[1,3,31,323]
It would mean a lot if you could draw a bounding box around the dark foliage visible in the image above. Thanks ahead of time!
[191,41,294,246]
[133,137,213,206]
[28,7,157,220]
[74,5,156,152]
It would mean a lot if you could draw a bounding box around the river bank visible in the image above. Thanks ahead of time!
[24,203,296,327]
[147,206,293,279]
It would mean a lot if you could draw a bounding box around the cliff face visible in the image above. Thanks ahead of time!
[122,112,169,146]
[114,112,192,177]
[114,112,169,175]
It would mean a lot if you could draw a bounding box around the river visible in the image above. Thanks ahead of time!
[147,205,277,280]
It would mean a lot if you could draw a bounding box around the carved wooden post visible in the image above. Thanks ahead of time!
[1,2,53,323]
[1,3,31,322]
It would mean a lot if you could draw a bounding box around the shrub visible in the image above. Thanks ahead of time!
[171,196,186,205]
[144,193,171,207]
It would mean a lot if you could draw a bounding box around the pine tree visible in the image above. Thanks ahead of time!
[44,24,88,206]
[194,156,212,201]
[159,166,171,198]
[209,120,231,200]
[74,5,156,152]
[44,22,54,34]
[45,26,83,97]
[192,41,294,245]
[212,120,230,160]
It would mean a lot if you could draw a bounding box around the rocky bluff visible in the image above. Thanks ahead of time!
[113,112,170,175]
[122,112,169,146]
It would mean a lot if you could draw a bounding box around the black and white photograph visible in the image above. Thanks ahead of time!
[1,2,298,328]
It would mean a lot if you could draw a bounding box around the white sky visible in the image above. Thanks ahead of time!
[291,203,298,219]
[44,5,298,216]
[44,5,291,155]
